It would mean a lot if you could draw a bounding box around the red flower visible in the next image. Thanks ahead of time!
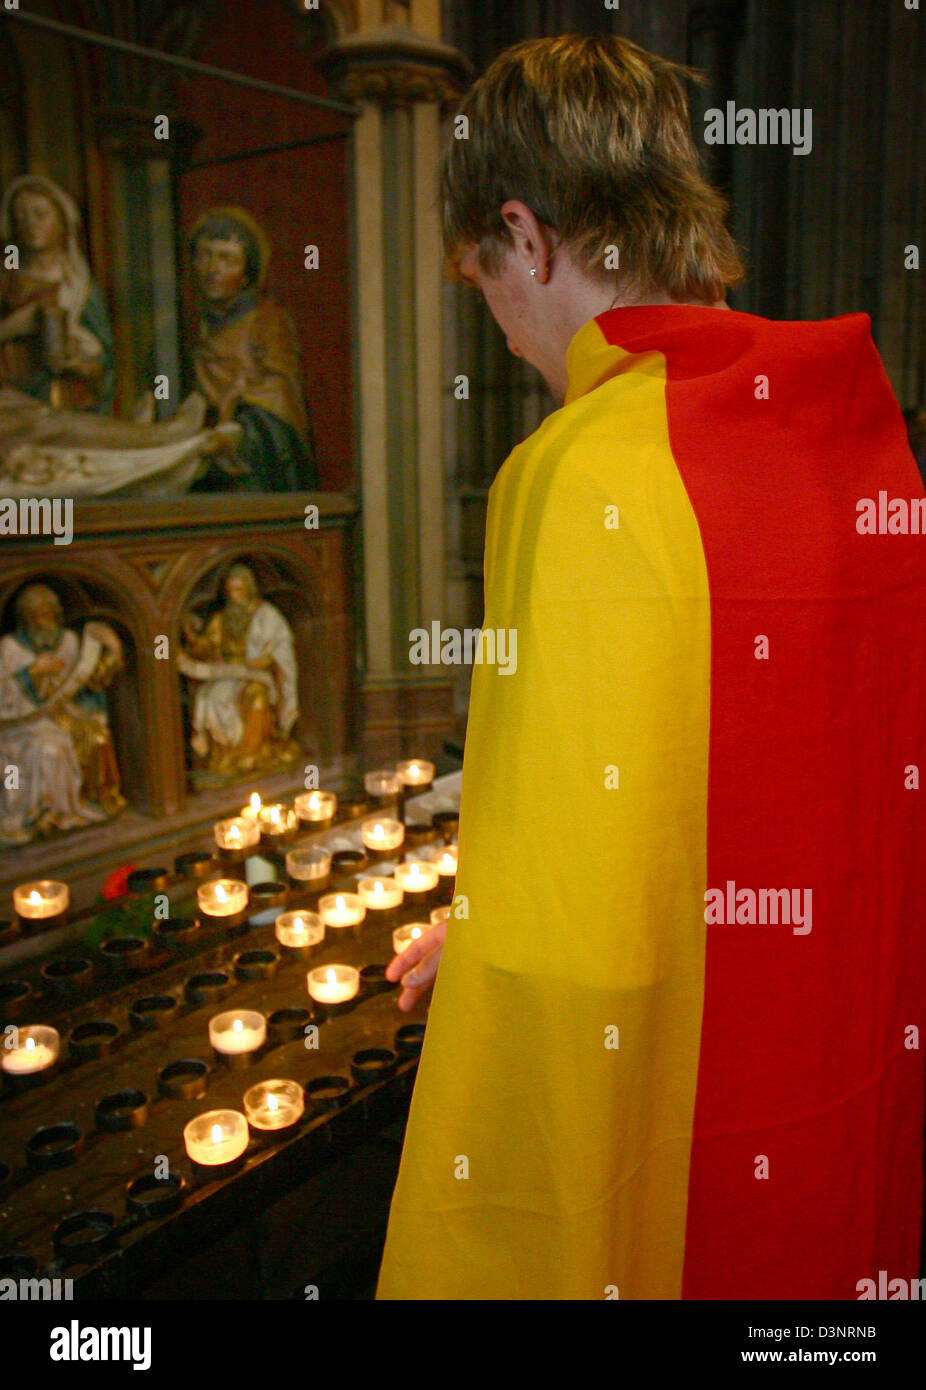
[103,862,137,900]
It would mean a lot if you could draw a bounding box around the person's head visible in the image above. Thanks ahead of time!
[11,185,67,254]
[224,564,259,607]
[442,35,745,391]
[15,583,63,648]
[190,210,266,305]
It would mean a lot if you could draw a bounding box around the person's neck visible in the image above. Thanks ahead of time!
[25,247,65,275]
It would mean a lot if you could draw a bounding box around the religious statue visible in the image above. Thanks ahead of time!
[178,563,301,778]
[188,206,319,492]
[0,583,126,846]
[0,175,115,413]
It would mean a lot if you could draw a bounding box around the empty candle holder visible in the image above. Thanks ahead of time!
[338,792,371,820]
[13,879,69,932]
[243,1078,305,1133]
[233,948,279,982]
[304,1074,352,1111]
[350,1047,398,1085]
[268,1006,313,1041]
[275,910,325,956]
[152,917,200,951]
[125,1172,186,1221]
[403,818,439,849]
[246,880,288,925]
[41,956,93,994]
[95,1089,149,1132]
[2,1023,60,1085]
[100,935,149,971]
[0,979,32,1022]
[174,850,215,880]
[395,1023,426,1056]
[186,971,232,1006]
[330,849,369,885]
[184,1109,249,1177]
[209,1008,266,1068]
[53,1209,116,1264]
[26,1121,84,1171]
[432,809,460,842]
[69,1020,119,1060]
[364,769,402,806]
[159,1058,208,1100]
[127,867,170,894]
[359,962,393,995]
[130,993,178,1031]
[285,845,332,894]
[294,790,337,830]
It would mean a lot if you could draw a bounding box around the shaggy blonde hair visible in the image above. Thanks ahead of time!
[441,34,746,303]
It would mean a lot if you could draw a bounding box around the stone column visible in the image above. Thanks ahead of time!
[318,19,470,764]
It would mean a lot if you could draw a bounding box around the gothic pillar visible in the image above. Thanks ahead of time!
[318,17,470,764]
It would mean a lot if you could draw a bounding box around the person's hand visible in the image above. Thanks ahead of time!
[385,919,447,1012]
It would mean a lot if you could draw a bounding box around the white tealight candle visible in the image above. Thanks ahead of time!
[243,1079,305,1131]
[13,880,69,920]
[307,965,360,1005]
[209,1009,266,1056]
[392,922,427,955]
[1,1025,60,1075]
[394,860,440,894]
[396,758,435,788]
[241,792,263,820]
[214,816,260,851]
[184,1109,249,1166]
[285,846,332,883]
[430,905,451,925]
[275,910,325,948]
[258,804,297,837]
[418,843,458,877]
[360,817,405,852]
[197,879,249,917]
[294,790,338,822]
[318,893,366,928]
[358,876,404,910]
[364,769,402,799]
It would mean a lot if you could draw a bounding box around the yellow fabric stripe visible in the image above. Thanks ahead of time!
[377,321,712,1299]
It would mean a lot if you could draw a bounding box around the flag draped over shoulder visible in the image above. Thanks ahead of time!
[376,305,926,1300]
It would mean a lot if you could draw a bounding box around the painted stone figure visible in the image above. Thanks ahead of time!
[0,175,115,413]
[188,206,318,492]
[178,563,300,778]
[0,583,126,846]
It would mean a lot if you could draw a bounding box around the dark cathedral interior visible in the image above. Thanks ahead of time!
[0,0,923,1332]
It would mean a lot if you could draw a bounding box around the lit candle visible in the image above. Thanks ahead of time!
[358,876,404,911]
[183,1109,249,1166]
[393,860,440,895]
[274,910,325,948]
[396,758,435,789]
[307,965,360,1005]
[214,816,260,852]
[243,1079,305,1131]
[360,817,405,853]
[208,1009,266,1056]
[294,790,338,823]
[285,846,332,884]
[392,923,427,955]
[258,804,297,840]
[419,843,458,877]
[13,880,69,921]
[430,905,451,926]
[241,792,263,820]
[1,1025,60,1075]
[318,893,366,928]
[197,879,248,918]
[364,769,402,800]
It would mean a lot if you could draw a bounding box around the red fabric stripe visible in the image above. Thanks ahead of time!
[596,306,926,1298]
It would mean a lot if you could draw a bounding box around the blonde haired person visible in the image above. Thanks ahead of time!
[377,35,926,1300]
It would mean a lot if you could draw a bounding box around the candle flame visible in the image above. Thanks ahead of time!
[309,793,320,810]
[267,1094,279,1112]
[211,1124,223,1144]
[270,806,282,825]
[373,824,384,839]
[325,968,337,985]
[441,853,455,871]
[29,890,42,906]
[373,880,384,896]
[215,883,228,903]
[293,916,305,933]
[232,1018,243,1033]
[411,927,422,940]
[335,895,345,910]
[410,863,421,880]
[25,1036,36,1052]
[250,793,261,813]
[409,762,420,777]
[228,824,241,844]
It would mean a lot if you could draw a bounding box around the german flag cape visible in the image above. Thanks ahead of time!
[377,305,926,1300]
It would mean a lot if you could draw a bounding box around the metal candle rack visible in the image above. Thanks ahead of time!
[0,783,453,1296]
